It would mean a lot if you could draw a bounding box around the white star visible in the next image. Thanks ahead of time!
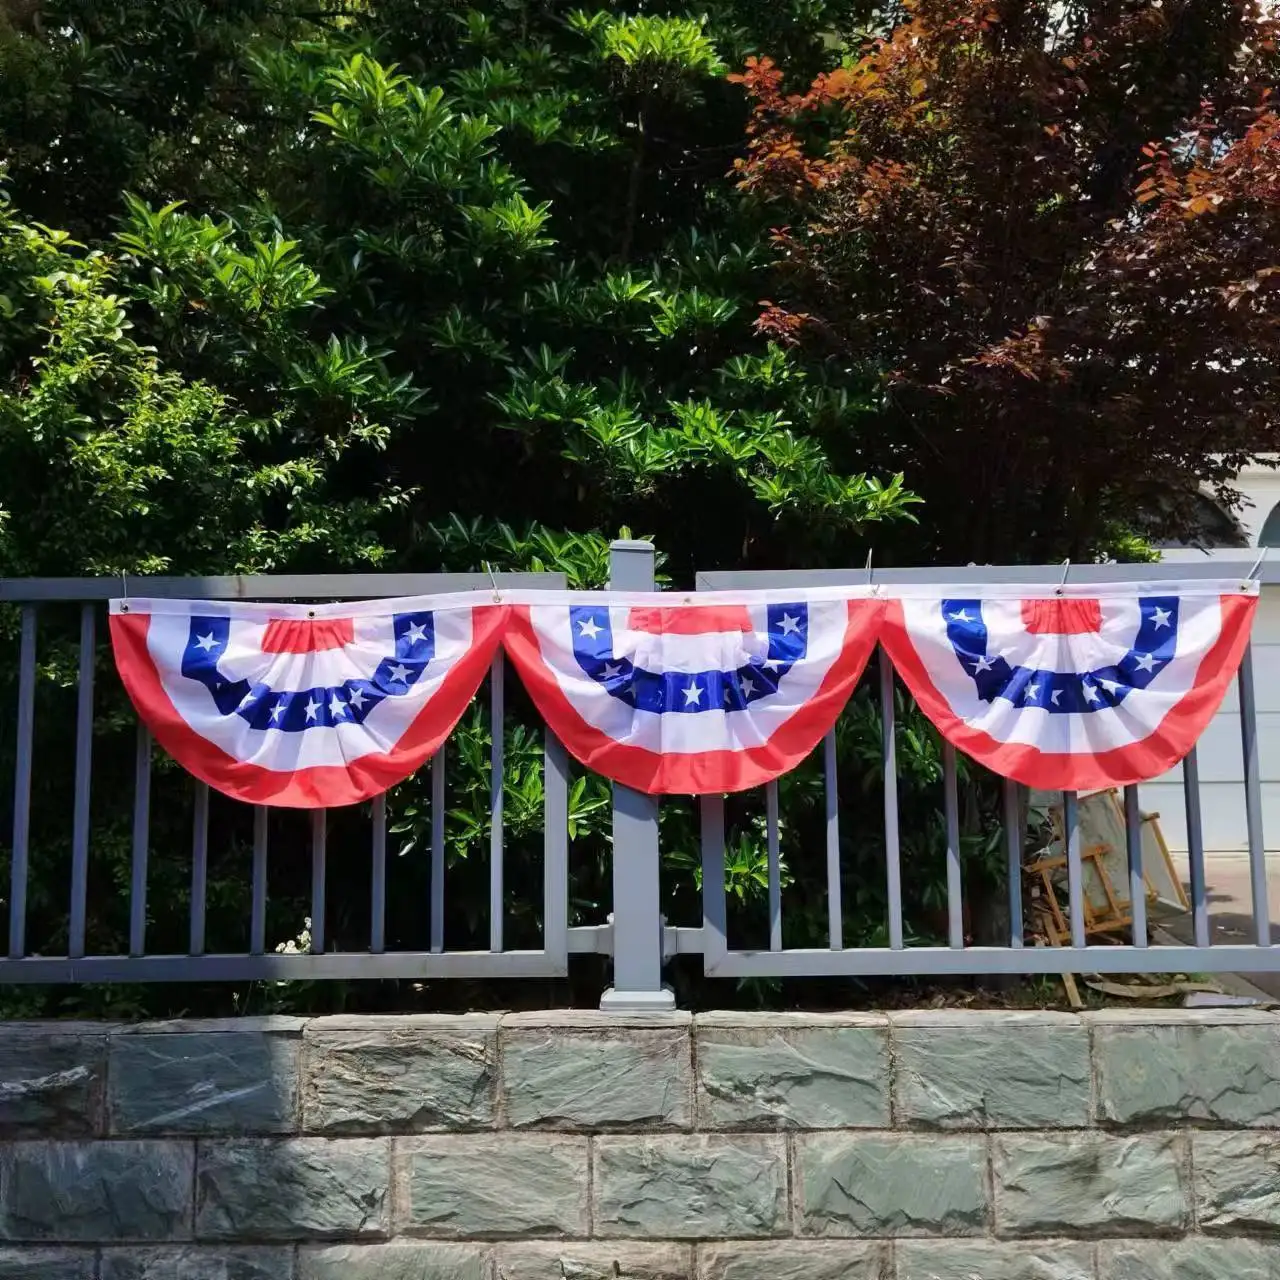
[404,621,428,644]
[683,683,703,706]
[238,691,256,710]
[195,632,218,652]
[1151,606,1172,629]
[1050,689,1063,705]
[349,688,368,710]
[1082,682,1100,703]
[972,654,995,674]
[304,697,320,721]
[1025,682,1040,701]
[270,701,285,722]
[602,662,623,681]
[577,617,602,641]
[762,658,782,671]
[329,694,346,719]
[1133,652,1158,673]
[949,609,973,622]
[779,613,802,636]
[1099,678,1122,696]
[387,663,411,684]
[741,677,756,697]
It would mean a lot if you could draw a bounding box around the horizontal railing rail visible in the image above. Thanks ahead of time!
[1,548,1275,1011]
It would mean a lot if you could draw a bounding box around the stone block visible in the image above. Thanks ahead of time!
[698,1240,888,1280]
[797,1133,987,1237]
[0,1141,193,1242]
[502,1029,690,1129]
[896,1240,1094,1279]
[891,1011,1090,1129]
[302,1022,495,1135]
[396,1135,588,1238]
[0,1251,95,1280]
[195,1138,389,1241]
[1095,1021,1280,1126]
[593,1135,786,1239]
[496,1242,693,1279]
[1099,1240,1280,1279]
[299,1243,490,1280]
[994,1133,1189,1236]
[1194,1132,1280,1233]
[694,1017,888,1129]
[0,1035,105,1137]
[110,1034,298,1135]
[100,1248,294,1280]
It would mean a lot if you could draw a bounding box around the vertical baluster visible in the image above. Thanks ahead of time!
[824,729,843,951]
[880,652,904,950]
[1063,791,1085,950]
[251,806,268,956]
[766,780,782,952]
[1124,785,1147,948]
[431,745,446,954]
[310,810,326,954]
[944,742,963,949]
[129,725,151,957]
[1003,779,1024,948]
[700,794,728,968]
[490,653,504,954]
[8,605,35,959]
[370,793,386,955]
[1239,644,1270,947]
[543,730,569,964]
[68,604,94,959]
[1183,746,1210,949]
[190,783,209,956]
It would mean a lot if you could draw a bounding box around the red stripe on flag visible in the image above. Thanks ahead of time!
[262,618,356,653]
[1020,598,1103,635]
[626,605,754,635]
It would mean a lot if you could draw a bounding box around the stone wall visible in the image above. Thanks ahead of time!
[1,1008,1278,1279]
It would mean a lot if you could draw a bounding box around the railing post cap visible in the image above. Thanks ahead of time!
[609,539,655,553]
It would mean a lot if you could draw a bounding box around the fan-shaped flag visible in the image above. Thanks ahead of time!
[880,582,1258,791]
[109,596,506,807]
[503,591,883,793]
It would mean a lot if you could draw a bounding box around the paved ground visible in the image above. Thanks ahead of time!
[1164,854,1280,997]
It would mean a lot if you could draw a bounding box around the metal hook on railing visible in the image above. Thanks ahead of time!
[483,560,502,603]
[1055,559,1070,595]
[1247,546,1268,586]
[119,571,130,612]
[865,547,874,585]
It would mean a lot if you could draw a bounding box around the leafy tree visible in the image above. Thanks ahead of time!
[733,0,1280,561]
[0,1,953,1017]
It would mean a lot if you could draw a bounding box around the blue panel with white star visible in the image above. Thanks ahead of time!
[180,612,435,731]
[943,597,1179,712]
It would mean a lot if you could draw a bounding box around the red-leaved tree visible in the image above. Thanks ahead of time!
[734,0,1280,560]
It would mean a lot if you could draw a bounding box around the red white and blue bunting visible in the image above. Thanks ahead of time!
[503,593,883,794]
[880,582,1258,792]
[109,595,505,807]
[109,580,1258,805]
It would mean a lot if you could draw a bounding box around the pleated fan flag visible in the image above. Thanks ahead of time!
[502,590,884,793]
[879,580,1258,791]
[110,595,506,807]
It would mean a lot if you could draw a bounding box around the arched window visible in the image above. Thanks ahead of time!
[1259,500,1280,547]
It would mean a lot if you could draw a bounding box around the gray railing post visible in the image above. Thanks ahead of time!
[600,539,676,1011]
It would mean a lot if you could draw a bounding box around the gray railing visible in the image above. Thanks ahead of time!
[2,544,1278,1010]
